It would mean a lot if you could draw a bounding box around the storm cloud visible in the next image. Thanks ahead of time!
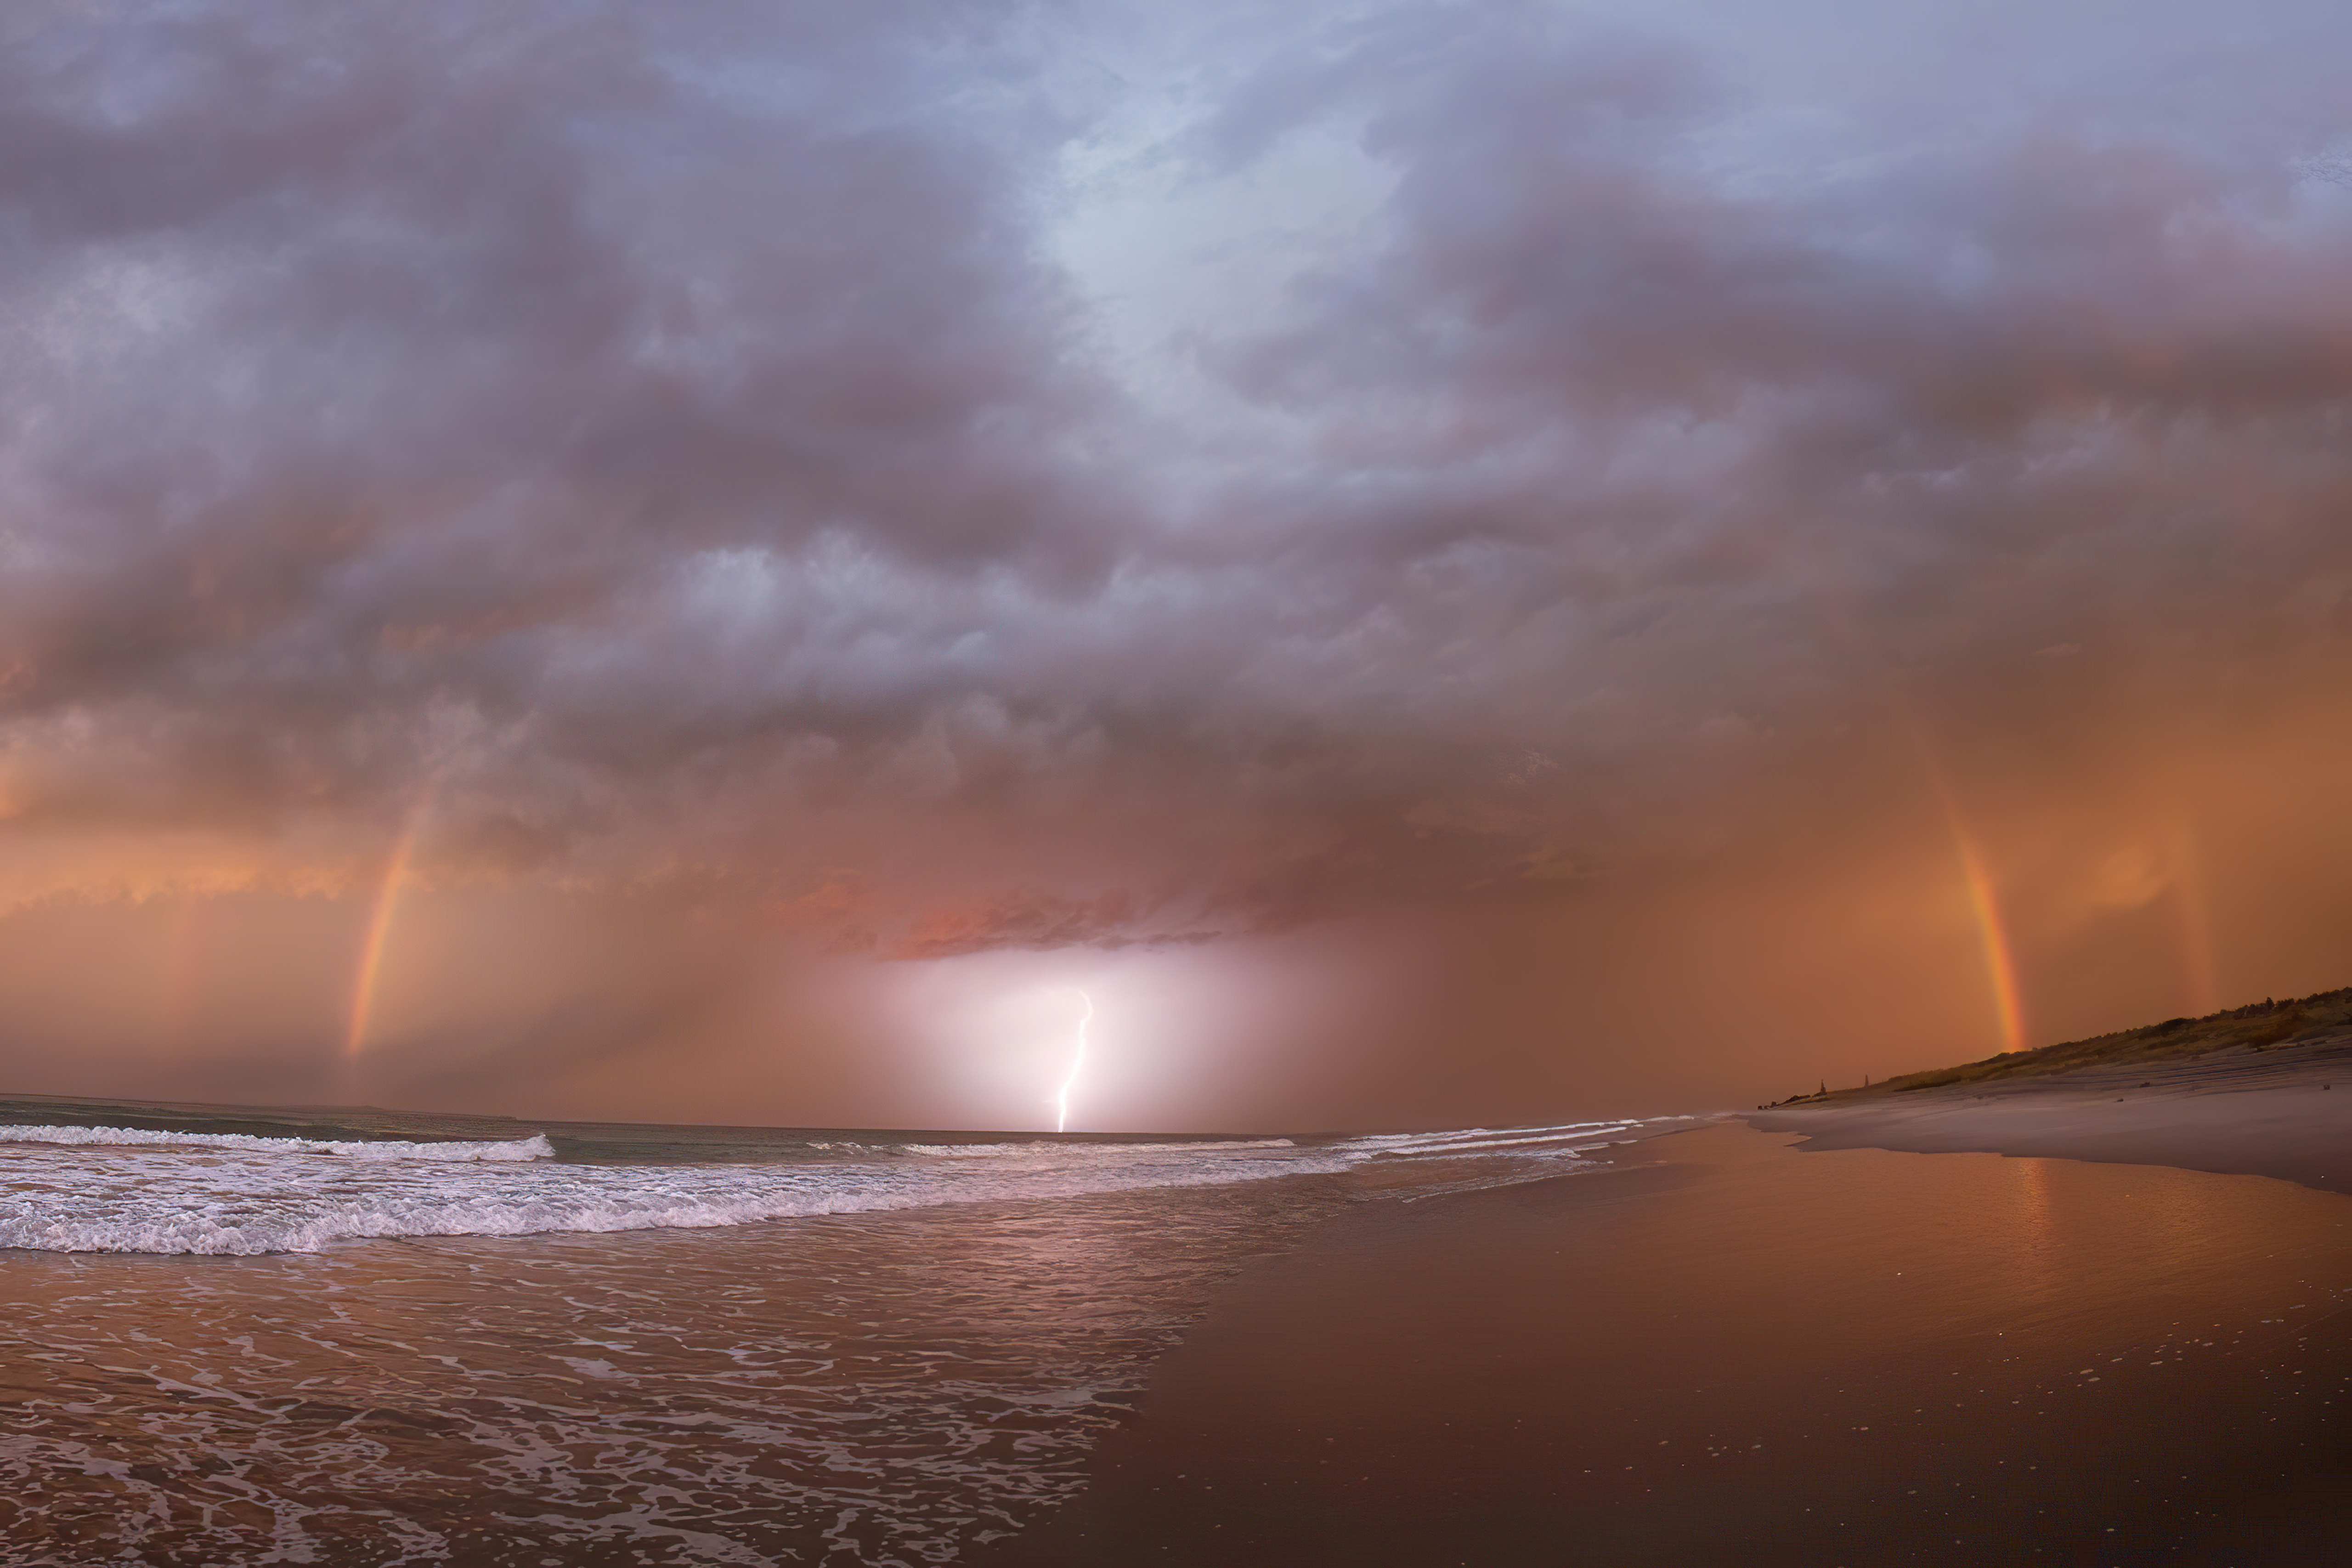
[3,0,2352,1123]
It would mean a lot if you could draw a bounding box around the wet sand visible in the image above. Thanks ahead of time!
[1748,1034,2352,1195]
[978,1121,2352,1567]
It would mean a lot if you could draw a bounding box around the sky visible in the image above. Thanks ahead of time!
[3,0,2352,1131]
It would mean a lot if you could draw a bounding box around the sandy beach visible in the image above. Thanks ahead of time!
[1748,1030,2352,1194]
[0,1091,2345,1563]
[980,1118,2352,1566]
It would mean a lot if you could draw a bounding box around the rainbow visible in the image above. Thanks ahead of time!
[1894,709,2028,1056]
[344,795,435,1061]
[1943,819,2027,1056]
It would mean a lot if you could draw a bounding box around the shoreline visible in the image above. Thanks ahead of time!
[1745,1031,2352,1194]
[979,1119,2352,1565]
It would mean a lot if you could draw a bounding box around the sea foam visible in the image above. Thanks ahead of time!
[0,1123,554,1161]
[0,1136,1345,1256]
[0,1120,1656,1256]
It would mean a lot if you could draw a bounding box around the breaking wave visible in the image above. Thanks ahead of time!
[0,1138,1341,1256]
[1351,1119,1672,1159]
[0,1118,1679,1257]
[0,1124,555,1161]
[893,1138,1297,1158]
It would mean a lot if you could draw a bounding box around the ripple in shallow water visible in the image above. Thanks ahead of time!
[0,1179,1363,1565]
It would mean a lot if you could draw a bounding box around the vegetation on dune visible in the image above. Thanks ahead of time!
[1760,986,2352,1108]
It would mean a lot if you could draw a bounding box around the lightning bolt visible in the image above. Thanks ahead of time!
[1053,990,1093,1134]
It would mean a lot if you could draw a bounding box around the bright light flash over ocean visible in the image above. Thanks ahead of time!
[1053,991,1093,1134]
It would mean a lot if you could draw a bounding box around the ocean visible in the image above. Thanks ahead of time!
[0,1095,1663,1566]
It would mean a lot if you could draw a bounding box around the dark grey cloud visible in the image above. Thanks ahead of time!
[1,0,2351,978]
[0,2,1133,914]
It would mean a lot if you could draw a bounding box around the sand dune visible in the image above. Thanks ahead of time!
[1748,1032,2352,1194]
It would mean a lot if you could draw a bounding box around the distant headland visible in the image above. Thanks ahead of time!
[1745,988,2352,1196]
[1761,986,2352,1108]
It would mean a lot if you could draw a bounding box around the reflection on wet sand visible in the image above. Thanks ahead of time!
[0,1180,1355,1565]
[989,1123,2352,1567]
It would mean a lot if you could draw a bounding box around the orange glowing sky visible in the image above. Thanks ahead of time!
[1,0,2351,1129]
